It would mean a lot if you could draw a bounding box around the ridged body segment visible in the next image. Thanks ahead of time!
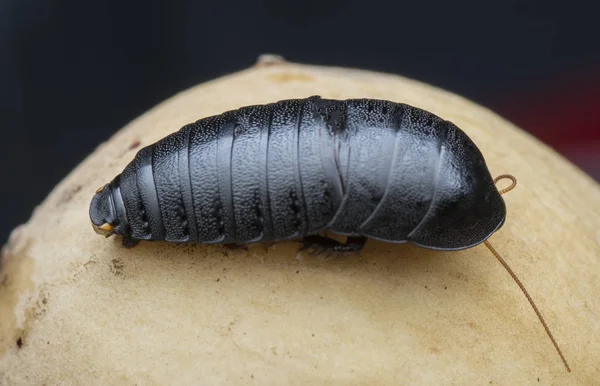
[264,99,306,240]
[152,129,188,242]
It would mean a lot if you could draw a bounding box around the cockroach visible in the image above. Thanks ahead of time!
[89,95,570,372]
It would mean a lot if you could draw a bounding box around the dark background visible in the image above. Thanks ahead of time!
[1,0,599,245]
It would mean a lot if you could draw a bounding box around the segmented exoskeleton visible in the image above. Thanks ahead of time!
[90,95,505,251]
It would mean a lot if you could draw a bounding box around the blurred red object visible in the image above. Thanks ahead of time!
[496,68,600,181]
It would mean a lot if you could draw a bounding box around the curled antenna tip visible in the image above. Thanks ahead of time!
[494,174,517,195]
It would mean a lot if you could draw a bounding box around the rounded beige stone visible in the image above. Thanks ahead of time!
[1,55,599,385]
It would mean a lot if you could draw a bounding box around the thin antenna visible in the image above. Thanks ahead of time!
[486,174,571,372]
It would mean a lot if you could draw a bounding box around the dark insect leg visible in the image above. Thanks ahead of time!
[298,235,367,257]
[121,236,140,249]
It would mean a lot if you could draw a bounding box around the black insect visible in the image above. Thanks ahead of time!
[89,95,570,372]
[89,96,503,250]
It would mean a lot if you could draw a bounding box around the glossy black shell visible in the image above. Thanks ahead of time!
[89,96,506,250]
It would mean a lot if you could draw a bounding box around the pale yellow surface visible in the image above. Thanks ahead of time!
[1,55,599,385]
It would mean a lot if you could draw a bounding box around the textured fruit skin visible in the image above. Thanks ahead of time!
[89,95,505,251]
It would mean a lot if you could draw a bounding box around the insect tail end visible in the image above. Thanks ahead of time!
[89,183,119,238]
